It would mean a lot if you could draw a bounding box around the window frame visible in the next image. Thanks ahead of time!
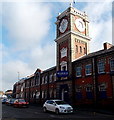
[44,76,48,84]
[98,83,107,91]
[80,46,82,53]
[49,74,53,83]
[76,66,82,77]
[110,59,114,72]
[53,73,56,81]
[86,85,93,92]
[98,60,105,74]
[76,45,78,53]
[42,76,44,84]
[60,47,67,58]
[85,64,92,76]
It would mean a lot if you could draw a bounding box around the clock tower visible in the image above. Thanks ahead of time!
[55,6,91,102]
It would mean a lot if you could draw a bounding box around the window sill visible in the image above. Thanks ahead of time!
[98,72,106,75]
[85,74,92,77]
[76,76,82,78]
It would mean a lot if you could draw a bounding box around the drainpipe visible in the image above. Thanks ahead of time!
[92,57,98,107]
[39,73,41,104]
[28,79,30,103]
[47,73,49,100]
[71,62,75,107]
[112,75,114,107]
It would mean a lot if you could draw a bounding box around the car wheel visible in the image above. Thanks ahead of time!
[55,109,59,114]
[43,107,47,113]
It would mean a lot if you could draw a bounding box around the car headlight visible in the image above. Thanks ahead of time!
[59,106,65,109]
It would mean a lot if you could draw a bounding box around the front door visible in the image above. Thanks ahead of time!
[59,84,69,103]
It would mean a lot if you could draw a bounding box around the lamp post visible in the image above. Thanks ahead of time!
[17,72,20,80]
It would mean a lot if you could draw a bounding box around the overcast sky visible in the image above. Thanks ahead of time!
[1,0,113,92]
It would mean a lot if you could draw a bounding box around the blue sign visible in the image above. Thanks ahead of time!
[56,71,69,77]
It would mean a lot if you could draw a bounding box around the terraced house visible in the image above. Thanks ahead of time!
[13,5,114,108]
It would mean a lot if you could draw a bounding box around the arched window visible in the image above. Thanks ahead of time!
[76,45,78,52]
[80,46,82,53]
[84,47,86,54]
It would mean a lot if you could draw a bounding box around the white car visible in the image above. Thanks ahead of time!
[43,99,73,114]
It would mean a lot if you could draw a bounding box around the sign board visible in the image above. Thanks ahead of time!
[56,71,69,77]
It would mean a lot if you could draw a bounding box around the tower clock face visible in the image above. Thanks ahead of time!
[59,19,68,33]
[75,18,85,32]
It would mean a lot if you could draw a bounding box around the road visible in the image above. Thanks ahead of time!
[1,104,114,120]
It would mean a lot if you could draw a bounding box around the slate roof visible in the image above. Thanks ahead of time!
[42,66,56,73]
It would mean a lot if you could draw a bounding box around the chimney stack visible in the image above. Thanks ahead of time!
[103,42,113,50]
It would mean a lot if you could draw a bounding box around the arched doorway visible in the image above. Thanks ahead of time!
[59,84,69,103]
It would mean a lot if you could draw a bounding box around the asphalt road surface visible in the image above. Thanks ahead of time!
[1,104,114,120]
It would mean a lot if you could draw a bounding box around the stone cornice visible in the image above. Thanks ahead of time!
[55,31,91,42]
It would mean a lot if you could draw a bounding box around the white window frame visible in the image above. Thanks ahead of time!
[21,86,23,92]
[76,66,82,77]
[42,77,44,84]
[86,85,93,92]
[49,74,53,83]
[85,64,92,76]
[54,73,56,81]
[45,76,47,84]
[99,83,107,91]
[36,92,40,99]
[60,47,67,58]
[110,59,114,71]
[33,92,35,98]
[60,61,67,71]
[98,60,105,74]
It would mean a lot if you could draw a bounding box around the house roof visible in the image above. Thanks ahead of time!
[42,66,56,74]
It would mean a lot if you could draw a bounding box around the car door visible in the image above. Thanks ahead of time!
[45,101,50,111]
[48,101,56,112]
[46,101,53,111]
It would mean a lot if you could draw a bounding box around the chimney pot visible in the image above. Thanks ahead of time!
[103,42,113,50]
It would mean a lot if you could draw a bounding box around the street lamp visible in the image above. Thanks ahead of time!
[17,72,20,80]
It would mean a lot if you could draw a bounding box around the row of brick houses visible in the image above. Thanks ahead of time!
[13,67,57,104]
[72,43,114,107]
[13,43,114,107]
[13,5,114,108]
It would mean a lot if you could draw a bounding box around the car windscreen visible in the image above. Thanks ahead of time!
[11,99,16,102]
[55,101,67,105]
[19,99,25,102]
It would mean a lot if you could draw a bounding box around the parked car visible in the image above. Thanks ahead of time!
[13,99,29,108]
[5,99,10,105]
[6,98,16,106]
[43,99,73,114]
[1,98,7,104]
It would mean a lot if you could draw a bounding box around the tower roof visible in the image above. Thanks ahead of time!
[57,6,88,21]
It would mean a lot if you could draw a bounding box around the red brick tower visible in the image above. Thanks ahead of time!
[55,5,91,102]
